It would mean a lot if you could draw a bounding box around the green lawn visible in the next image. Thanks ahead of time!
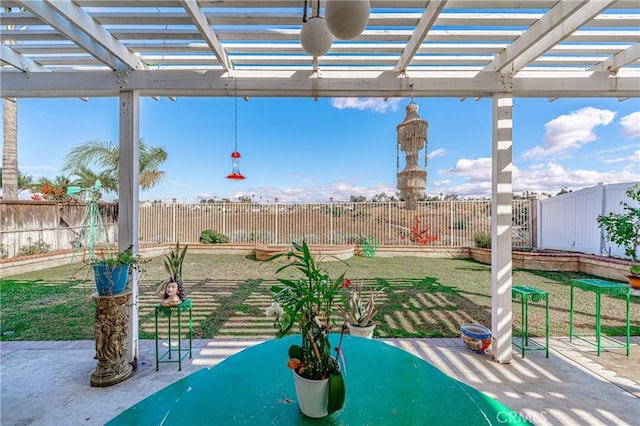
[1,254,638,341]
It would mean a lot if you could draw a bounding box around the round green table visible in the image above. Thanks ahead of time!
[108,335,530,425]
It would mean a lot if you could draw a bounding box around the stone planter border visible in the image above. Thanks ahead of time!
[1,244,635,283]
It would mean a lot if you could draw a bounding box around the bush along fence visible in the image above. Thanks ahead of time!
[0,200,534,258]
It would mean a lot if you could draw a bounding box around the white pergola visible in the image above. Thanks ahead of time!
[2,0,639,365]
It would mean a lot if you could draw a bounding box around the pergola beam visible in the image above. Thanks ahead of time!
[482,0,615,74]
[0,45,49,72]
[180,0,234,72]
[2,69,638,99]
[592,42,640,73]
[15,0,145,71]
[394,0,447,72]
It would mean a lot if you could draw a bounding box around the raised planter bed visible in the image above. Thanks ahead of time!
[469,248,631,282]
[254,244,355,261]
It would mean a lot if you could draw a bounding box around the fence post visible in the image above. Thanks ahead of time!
[172,203,177,244]
[528,198,537,249]
[388,201,392,243]
[222,203,226,241]
[329,201,334,245]
[597,182,605,256]
[275,202,279,244]
[450,201,454,236]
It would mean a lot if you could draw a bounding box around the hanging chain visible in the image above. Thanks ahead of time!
[234,77,238,151]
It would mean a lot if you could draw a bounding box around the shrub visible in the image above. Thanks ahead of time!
[302,234,320,245]
[453,219,466,230]
[249,230,273,243]
[18,237,51,256]
[360,236,380,257]
[327,232,362,245]
[0,243,8,259]
[199,229,229,244]
[596,184,640,261]
[474,232,491,248]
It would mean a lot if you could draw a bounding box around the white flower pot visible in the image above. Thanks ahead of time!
[292,371,329,418]
[347,323,376,338]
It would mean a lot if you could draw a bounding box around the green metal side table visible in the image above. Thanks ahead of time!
[155,298,193,371]
[512,285,549,358]
[569,279,630,356]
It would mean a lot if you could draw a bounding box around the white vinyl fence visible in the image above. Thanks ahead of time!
[538,182,639,258]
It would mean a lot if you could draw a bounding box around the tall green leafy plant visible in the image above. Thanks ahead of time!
[597,185,640,262]
[164,241,188,283]
[164,242,188,299]
[267,241,347,415]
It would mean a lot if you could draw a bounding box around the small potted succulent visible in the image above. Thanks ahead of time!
[336,280,380,338]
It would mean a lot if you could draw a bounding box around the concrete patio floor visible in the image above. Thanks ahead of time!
[1,336,638,426]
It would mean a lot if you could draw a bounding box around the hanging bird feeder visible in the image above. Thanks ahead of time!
[226,78,246,180]
[226,151,245,180]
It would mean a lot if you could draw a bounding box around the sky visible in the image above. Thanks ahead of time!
[2,94,639,203]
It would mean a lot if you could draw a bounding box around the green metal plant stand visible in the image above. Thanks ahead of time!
[569,279,630,356]
[512,285,549,358]
[155,298,193,371]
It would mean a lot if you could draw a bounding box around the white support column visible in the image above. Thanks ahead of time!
[119,90,140,364]
[491,93,513,364]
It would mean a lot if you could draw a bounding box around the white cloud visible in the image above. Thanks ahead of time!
[522,107,616,159]
[233,181,397,203]
[167,179,189,187]
[431,179,450,187]
[441,157,493,181]
[331,98,401,113]
[427,148,446,160]
[604,149,640,164]
[430,159,640,198]
[620,111,640,139]
[512,162,640,195]
[284,173,315,184]
[197,192,215,200]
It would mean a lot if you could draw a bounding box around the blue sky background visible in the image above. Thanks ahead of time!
[3,95,639,203]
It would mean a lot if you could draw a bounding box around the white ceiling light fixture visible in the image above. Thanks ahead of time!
[325,0,370,41]
[300,0,333,57]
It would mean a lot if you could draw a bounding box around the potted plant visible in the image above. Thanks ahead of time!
[597,184,640,263]
[336,280,379,338]
[90,245,142,296]
[628,265,640,290]
[155,242,189,306]
[266,241,347,418]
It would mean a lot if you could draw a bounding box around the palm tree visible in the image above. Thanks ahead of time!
[62,138,168,194]
[2,7,27,200]
[0,168,34,196]
[70,166,117,196]
[2,98,18,199]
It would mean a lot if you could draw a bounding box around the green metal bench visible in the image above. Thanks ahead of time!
[512,286,549,358]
